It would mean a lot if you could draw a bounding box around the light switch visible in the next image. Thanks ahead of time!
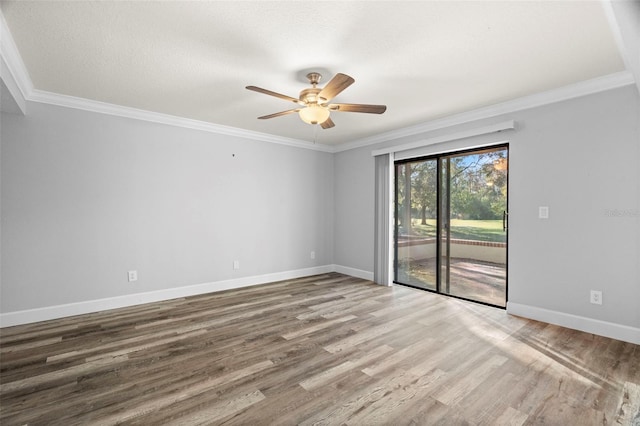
[539,206,549,219]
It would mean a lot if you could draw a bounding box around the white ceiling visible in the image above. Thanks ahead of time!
[0,1,626,146]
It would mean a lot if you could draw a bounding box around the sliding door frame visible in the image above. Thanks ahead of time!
[393,143,509,309]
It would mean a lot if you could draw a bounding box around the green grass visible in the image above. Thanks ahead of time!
[405,219,506,242]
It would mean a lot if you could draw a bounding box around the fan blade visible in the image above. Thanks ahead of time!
[329,103,387,114]
[318,73,355,102]
[246,86,300,104]
[320,117,335,129]
[258,109,300,119]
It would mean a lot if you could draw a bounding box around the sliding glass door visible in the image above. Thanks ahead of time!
[394,145,508,307]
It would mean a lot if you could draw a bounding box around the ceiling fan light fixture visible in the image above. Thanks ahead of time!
[247,72,386,129]
[298,104,330,125]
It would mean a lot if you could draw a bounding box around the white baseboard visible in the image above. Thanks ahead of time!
[5,268,636,346]
[0,265,336,328]
[507,302,640,345]
[333,265,374,282]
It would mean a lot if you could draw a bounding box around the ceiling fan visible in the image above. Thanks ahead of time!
[246,72,386,129]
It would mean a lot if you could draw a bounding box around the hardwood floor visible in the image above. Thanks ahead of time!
[1,273,639,425]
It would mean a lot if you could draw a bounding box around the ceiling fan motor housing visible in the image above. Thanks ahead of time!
[299,87,322,104]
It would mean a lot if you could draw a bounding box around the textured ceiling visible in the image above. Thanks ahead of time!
[0,1,626,146]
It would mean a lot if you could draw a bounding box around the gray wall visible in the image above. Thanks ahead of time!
[333,147,375,273]
[334,85,640,329]
[1,102,334,312]
[1,84,638,333]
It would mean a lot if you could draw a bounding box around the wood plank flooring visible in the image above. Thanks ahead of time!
[1,273,639,425]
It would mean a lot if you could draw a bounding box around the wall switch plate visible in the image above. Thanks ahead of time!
[310,251,316,259]
[539,206,549,219]
[233,260,240,270]
[128,270,138,282]
[590,290,602,305]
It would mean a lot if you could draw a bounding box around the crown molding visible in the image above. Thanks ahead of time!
[1,55,24,114]
[0,9,30,114]
[1,6,633,155]
[601,0,640,96]
[334,70,635,153]
[28,89,334,152]
[0,9,332,152]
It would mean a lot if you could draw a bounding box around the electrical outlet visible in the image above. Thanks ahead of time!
[128,270,138,282]
[590,290,602,305]
[310,251,316,259]
[233,260,240,270]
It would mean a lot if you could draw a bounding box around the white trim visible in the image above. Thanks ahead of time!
[0,264,379,327]
[27,89,334,152]
[601,1,632,75]
[2,264,637,346]
[27,71,632,154]
[396,139,511,162]
[507,302,640,345]
[1,55,25,114]
[333,265,374,282]
[0,265,335,328]
[0,11,30,114]
[337,71,634,153]
[0,9,329,152]
[1,5,634,153]
[371,120,515,157]
[601,0,639,95]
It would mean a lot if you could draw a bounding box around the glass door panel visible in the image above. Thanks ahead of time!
[394,160,438,291]
[442,148,508,307]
